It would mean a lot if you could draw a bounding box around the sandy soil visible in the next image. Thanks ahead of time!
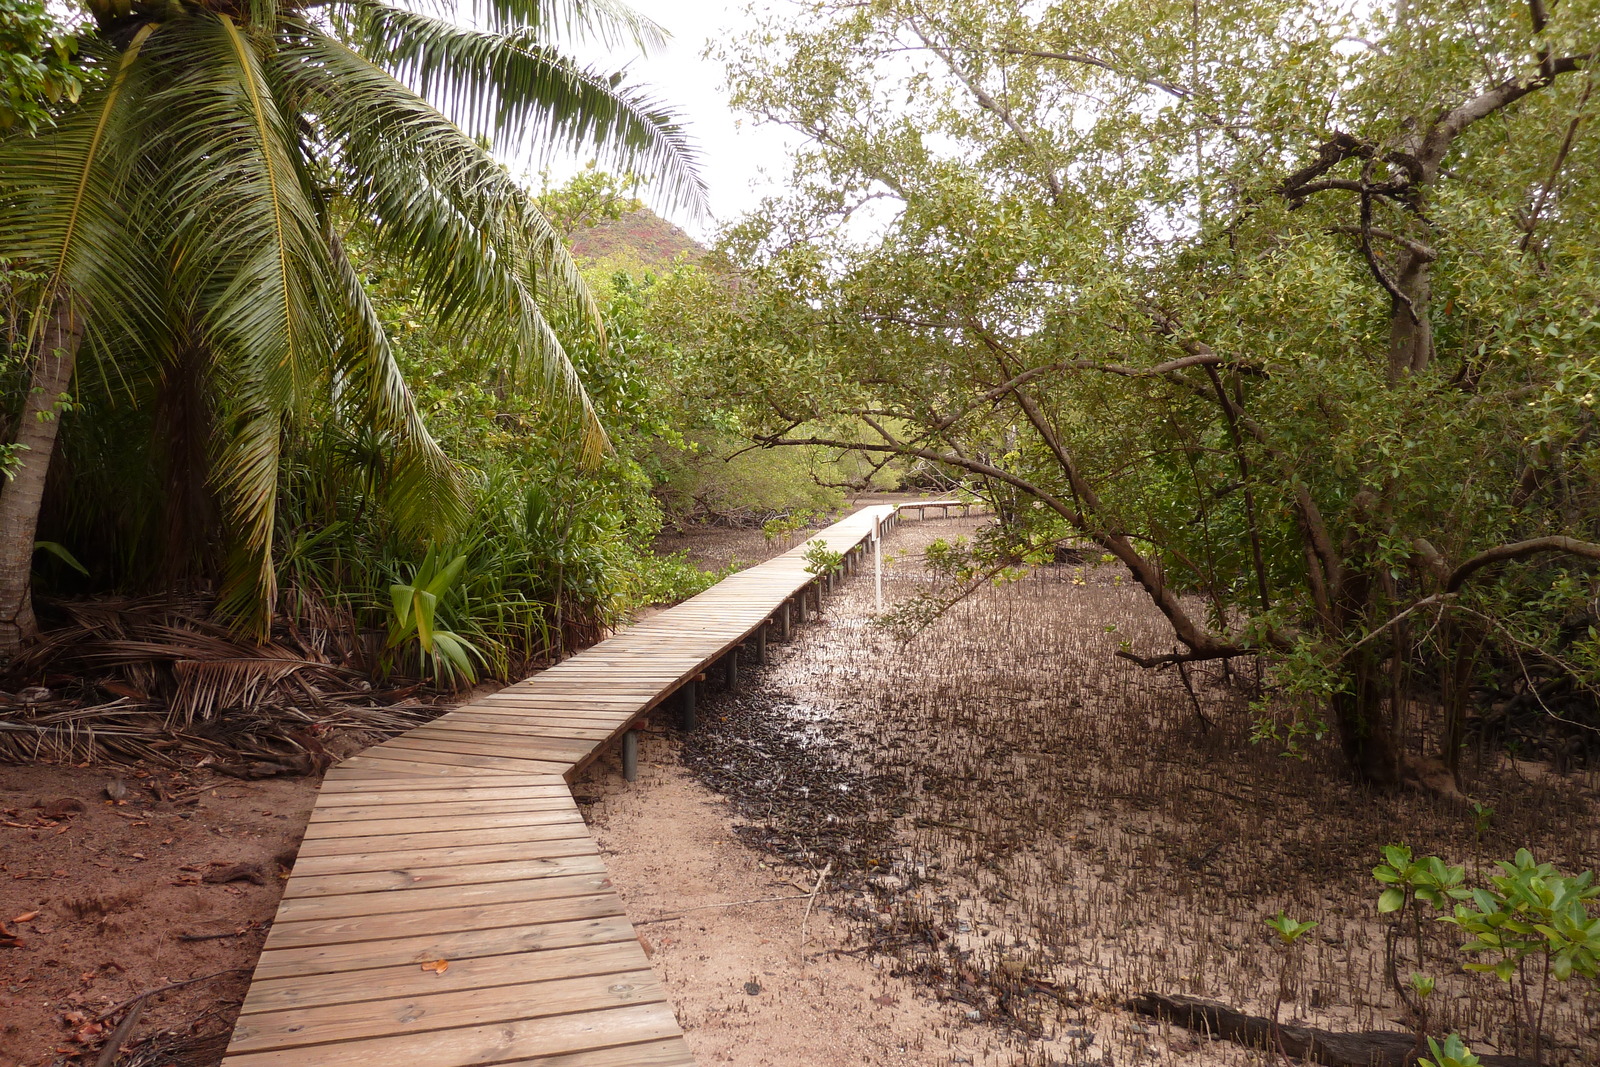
[661,515,1599,1066]
[5,504,1596,1067]
[575,743,1003,1066]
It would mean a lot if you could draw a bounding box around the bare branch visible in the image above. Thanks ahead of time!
[1357,182,1422,325]
[1446,535,1600,592]
[1114,645,1259,668]
[994,46,1191,99]
[1326,225,1437,261]
[906,19,1066,201]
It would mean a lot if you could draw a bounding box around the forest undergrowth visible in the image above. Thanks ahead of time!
[682,518,1600,1066]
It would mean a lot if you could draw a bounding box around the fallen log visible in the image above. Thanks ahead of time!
[1126,992,1538,1067]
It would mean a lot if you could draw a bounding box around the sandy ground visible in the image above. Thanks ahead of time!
[576,741,1005,1066]
[4,504,1596,1066]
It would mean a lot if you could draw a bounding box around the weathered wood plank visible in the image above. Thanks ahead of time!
[248,914,639,981]
[273,871,616,924]
[239,939,649,1013]
[223,504,906,1067]
[222,1001,683,1067]
[230,969,665,1053]
[262,892,628,951]
[281,854,607,900]
[288,836,599,878]
[295,819,591,859]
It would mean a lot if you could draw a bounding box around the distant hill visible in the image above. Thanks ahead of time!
[567,208,706,273]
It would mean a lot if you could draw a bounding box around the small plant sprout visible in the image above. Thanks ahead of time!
[1372,846,1468,1027]
[1407,972,1436,1052]
[1264,912,1317,1061]
[1419,1034,1482,1067]
[1265,911,1318,946]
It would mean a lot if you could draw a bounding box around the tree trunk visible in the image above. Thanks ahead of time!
[1387,253,1433,381]
[0,295,84,659]
[1331,658,1404,787]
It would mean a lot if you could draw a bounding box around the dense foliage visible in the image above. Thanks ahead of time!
[0,0,706,651]
[0,0,710,675]
[703,0,1600,783]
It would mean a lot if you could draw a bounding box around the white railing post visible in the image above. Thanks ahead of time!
[874,518,883,612]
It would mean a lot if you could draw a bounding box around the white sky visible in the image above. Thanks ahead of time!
[524,0,799,242]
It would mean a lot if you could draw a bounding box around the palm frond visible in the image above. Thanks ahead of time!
[437,0,666,53]
[323,223,472,534]
[350,2,707,220]
[280,26,609,459]
[142,13,339,630]
[0,30,166,354]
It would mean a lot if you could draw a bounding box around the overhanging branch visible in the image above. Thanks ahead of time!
[1446,536,1600,592]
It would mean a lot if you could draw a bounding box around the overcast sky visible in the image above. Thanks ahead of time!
[526,0,799,241]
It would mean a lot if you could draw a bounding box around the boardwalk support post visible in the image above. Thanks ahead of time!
[781,601,792,640]
[798,590,809,623]
[756,622,767,665]
[725,648,739,693]
[622,730,639,782]
[874,528,883,611]
[680,682,697,731]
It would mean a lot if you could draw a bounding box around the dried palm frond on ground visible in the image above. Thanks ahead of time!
[0,595,446,767]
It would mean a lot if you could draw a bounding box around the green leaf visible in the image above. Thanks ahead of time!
[1378,888,1406,914]
[389,583,415,630]
[33,540,88,577]
[413,588,439,652]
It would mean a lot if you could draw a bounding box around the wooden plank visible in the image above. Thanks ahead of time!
[396,720,618,741]
[229,969,664,1053]
[373,735,592,765]
[246,915,633,979]
[308,795,578,823]
[299,808,581,840]
[248,913,639,981]
[239,939,649,1013]
[315,771,563,794]
[461,700,646,716]
[399,730,601,761]
[221,1002,683,1067]
[349,746,572,775]
[331,754,530,779]
[289,836,599,878]
[272,871,616,924]
[261,892,627,951]
[295,820,591,859]
[281,854,608,900]
[435,712,642,731]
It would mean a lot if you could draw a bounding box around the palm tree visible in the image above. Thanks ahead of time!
[0,0,704,654]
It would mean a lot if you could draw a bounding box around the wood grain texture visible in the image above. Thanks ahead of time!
[223,506,901,1065]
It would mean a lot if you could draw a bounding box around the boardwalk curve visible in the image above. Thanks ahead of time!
[222,505,900,1066]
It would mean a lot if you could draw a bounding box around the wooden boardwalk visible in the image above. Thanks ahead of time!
[222,505,900,1067]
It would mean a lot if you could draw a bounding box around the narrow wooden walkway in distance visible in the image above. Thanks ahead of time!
[222,504,900,1067]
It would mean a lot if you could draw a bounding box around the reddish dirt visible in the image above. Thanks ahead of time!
[0,763,317,1067]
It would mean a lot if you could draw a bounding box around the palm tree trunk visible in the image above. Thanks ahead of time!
[0,294,84,659]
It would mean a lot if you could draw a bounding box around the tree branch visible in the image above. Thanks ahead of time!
[1420,55,1594,173]
[1445,536,1600,592]
[907,19,1066,202]
[1326,225,1437,261]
